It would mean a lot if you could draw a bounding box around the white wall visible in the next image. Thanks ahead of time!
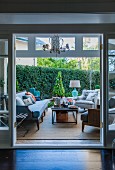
[16,57,37,66]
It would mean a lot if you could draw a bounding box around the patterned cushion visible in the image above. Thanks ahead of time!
[23,95,35,104]
[23,97,33,106]
[25,92,36,102]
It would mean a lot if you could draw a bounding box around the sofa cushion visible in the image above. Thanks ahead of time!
[109,96,115,108]
[25,92,36,102]
[76,100,94,105]
[16,96,25,106]
[77,95,86,100]
[86,93,97,101]
[108,114,115,125]
[28,99,49,118]
[16,91,26,99]
[109,123,115,130]
[23,97,33,106]
[23,95,35,104]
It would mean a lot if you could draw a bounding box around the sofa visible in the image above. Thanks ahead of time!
[16,91,49,130]
[75,89,99,109]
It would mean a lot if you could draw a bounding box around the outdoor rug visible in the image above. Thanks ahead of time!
[17,108,100,140]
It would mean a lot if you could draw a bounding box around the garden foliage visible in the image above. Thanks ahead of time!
[16,65,100,99]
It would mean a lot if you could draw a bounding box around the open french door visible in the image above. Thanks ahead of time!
[105,34,115,147]
[0,34,15,148]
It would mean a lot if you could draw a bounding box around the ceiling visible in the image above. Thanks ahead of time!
[1,13,115,24]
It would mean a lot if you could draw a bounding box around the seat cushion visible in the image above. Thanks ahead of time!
[75,100,94,109]
[28,99,49,118]
[81,112,88,122]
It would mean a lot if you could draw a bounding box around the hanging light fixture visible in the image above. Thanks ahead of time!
[50,35,60,55]
[42,34,67,57]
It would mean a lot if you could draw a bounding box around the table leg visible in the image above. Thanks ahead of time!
[52,111,54,124]
[76,111,77,124]
[72,111,77,124]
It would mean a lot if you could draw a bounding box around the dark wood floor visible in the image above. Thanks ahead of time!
[0,149,114,170]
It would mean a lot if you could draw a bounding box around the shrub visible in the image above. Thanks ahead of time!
[16,65,100,99]
[53,71,65,97]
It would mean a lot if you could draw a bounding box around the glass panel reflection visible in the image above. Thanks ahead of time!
[83,37,99,50]
[0,39,8,55]
[16,37,28,50]
[108,39,115,55]
[35,37,75,51]
[108,54,115,130]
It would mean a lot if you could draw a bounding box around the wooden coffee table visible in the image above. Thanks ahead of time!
[51,107,78,124]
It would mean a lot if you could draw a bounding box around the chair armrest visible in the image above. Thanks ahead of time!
[88,108,100,126]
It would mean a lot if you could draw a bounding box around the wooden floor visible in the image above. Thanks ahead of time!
[17,108,100,145]
[0,149,114,170]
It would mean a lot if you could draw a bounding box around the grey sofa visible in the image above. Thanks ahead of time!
[75,89,98,109]
[16,91,49,130]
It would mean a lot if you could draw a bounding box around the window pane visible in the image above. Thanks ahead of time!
[35,37,75,51]
[108,39,115,55]
[36,37,51,50]
[83,37,99,50]
[16,37,28,50]
[60,37,75,51]
[0,39,8,55]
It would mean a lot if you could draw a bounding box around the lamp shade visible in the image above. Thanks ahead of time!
[69,80,81,88]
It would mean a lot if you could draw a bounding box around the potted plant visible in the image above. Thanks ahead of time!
[95,85,100,89]
[53,71,65,106]
[53,71,65,97]
[16,80,20,92]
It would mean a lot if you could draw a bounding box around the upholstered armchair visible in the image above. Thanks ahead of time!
[75,90,99,110]
[81,108,100,132]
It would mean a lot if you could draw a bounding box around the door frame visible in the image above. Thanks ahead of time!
[13,33,104,148]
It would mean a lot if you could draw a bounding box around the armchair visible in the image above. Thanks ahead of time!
[75,89,98,110]
[81,108,100,132]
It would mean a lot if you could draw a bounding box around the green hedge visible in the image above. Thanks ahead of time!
[16,65,100,99]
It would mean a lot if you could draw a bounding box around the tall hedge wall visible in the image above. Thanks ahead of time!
[16,65,100,99]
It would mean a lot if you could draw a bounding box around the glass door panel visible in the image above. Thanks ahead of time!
[108,39,115,131]
[0,57,9,127]
[0,37,10,147]
[107,36,115,147]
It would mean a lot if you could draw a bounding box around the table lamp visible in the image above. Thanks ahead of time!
[69,80,81,98]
